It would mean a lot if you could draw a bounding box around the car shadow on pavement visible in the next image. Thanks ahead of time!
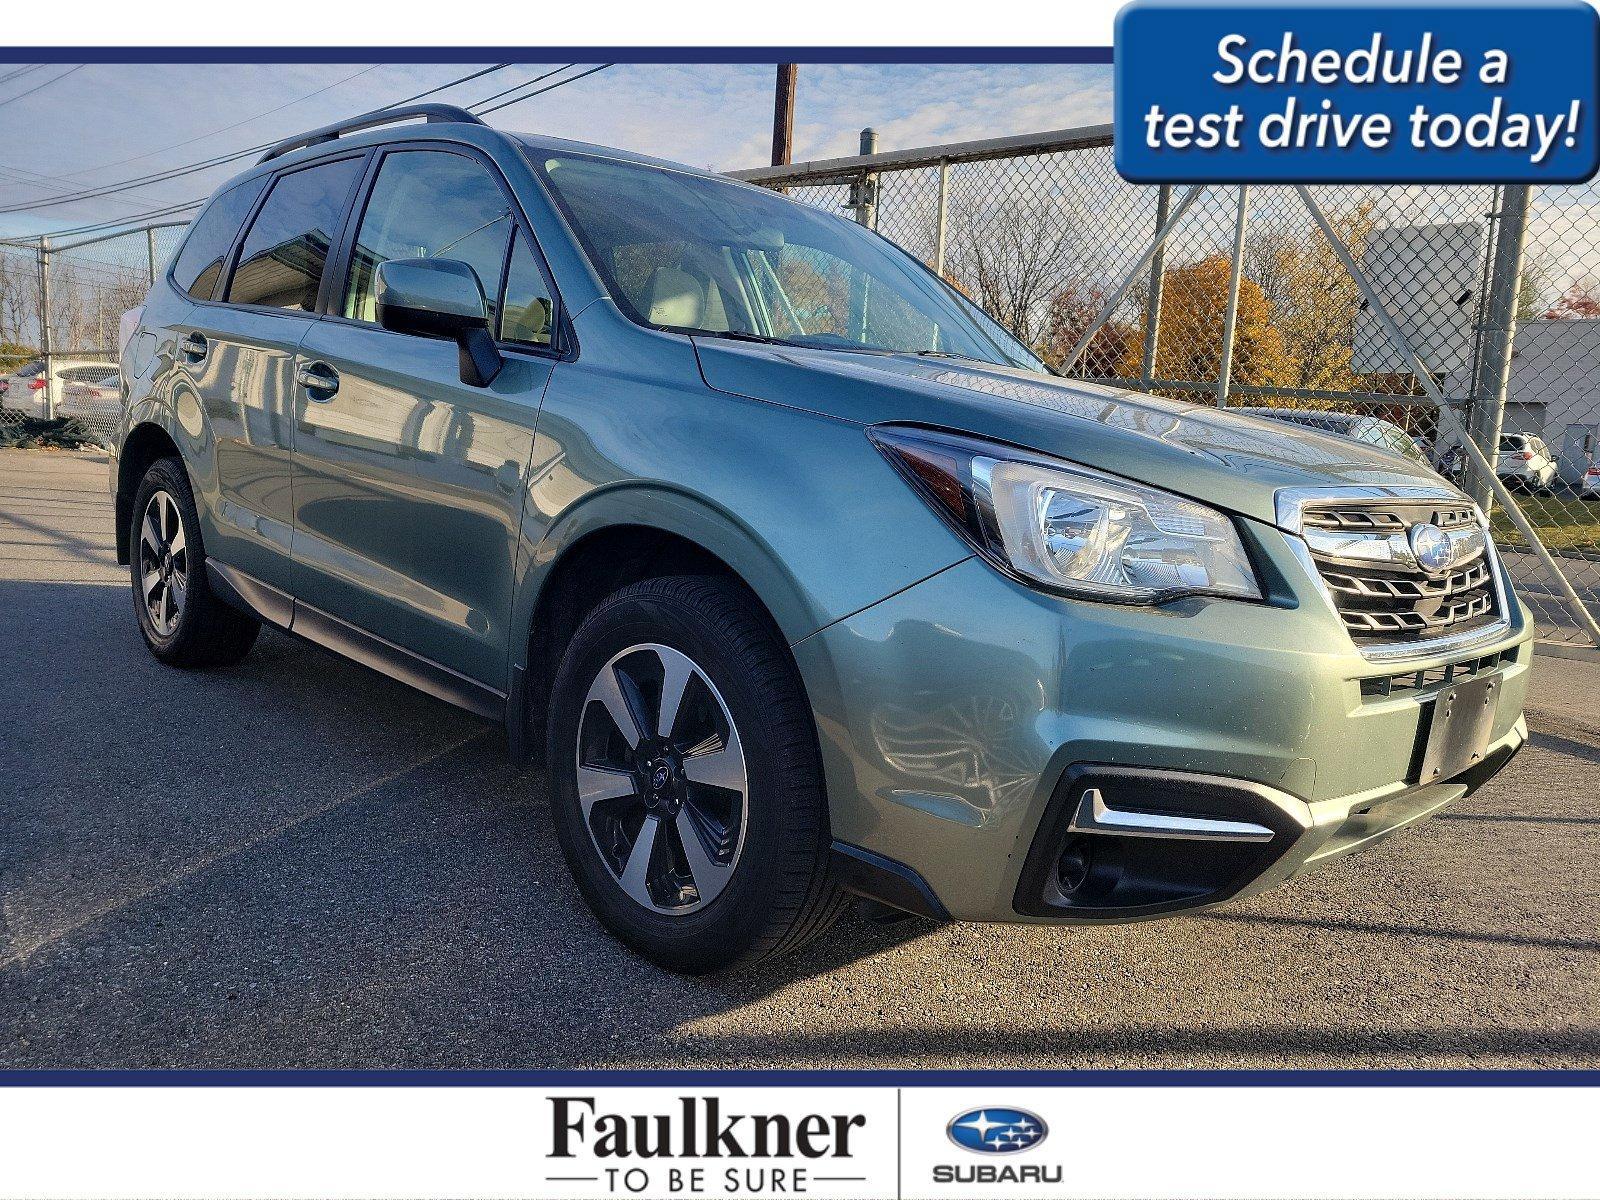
[0,580,936,1068]
[1525,730,1600,766]
[1196,910,1600,954]
[3,580,1597,1070]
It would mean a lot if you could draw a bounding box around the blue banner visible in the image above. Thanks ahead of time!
[1115,0,1600,183]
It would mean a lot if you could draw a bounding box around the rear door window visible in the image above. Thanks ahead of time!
[169,176,268,301]
[227,157,364,311]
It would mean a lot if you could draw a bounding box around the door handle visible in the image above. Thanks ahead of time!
[295,362,340,398]
[178,332,208,362]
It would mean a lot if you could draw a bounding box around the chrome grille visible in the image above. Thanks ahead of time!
[1299,498,1502,647]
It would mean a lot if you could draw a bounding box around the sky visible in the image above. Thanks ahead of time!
[0,61,1114,238]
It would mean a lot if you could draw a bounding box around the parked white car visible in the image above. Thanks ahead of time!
[0,359,47,414]
[0,359,121,422]
[1496,433,1559,492]
[1583,462,1600,496]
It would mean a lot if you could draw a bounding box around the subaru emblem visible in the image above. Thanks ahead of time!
[1408,523,1455,574]
[947,1107,1048,1154]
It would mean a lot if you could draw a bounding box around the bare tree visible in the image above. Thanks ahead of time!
[0,246,40,363]
[946,184,1100,349]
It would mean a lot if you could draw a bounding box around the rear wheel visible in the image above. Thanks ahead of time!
[547,575,843,973]
[130,457,259,667]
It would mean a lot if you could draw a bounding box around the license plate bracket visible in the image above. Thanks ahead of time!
[1416,673,1500,784]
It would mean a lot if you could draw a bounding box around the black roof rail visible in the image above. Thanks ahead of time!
[258,104,487,164]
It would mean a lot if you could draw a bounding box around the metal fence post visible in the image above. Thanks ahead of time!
[1138,184,1172,391]
[1061,185,1203,375]
[36,236,53,420]
[147,225,159,287]
[1216,186,1250,407]
[1467,184,1533,512]
[933,158,949,277]
[851,127,879,229]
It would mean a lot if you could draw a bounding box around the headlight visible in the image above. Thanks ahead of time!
[870,425,1261,604]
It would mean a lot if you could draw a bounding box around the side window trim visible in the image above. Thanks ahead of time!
[319,146,386,319]
[211,149,370,317]
[206,175,274,306]
[493,222,518,335]
[320,139,569,358]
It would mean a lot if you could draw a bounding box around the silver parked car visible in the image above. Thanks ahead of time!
[1231,407,1432,468]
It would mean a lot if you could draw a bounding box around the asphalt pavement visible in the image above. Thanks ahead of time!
[1,447,1596,1069]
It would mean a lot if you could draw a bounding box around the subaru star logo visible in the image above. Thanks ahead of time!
[947,1108,1047,1154]
[1408,522,1455,574]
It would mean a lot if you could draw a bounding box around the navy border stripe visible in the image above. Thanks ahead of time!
[0,47,1113,65]
[1,1069,1597,1086]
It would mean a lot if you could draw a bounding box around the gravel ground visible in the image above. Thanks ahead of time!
[1,447,1596,1070]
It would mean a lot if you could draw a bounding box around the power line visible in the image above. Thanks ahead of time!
[0,63,514,216]
[0,64,47,86]
[0,144,265,214]
[4,60,608,235]
[464,63,574,109]
[383,61,511,110]
[0,162,165,213]
[20,198,204,241]
[66,63,388,177]
[0,65,84,111]
[474,64,613,117]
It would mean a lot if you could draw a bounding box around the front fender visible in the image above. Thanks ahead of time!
[510,480,828,671]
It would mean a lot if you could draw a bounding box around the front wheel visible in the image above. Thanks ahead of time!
[546,575,843,973]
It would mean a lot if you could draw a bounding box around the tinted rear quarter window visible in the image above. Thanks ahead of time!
[169,177,268,301]
[227,157,363,311]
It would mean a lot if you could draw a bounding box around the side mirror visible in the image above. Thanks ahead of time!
[375,258,503,387]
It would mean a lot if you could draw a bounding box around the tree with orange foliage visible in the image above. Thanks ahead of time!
[1117,255,1290,390]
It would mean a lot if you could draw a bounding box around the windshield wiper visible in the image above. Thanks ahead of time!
[689,329,795,347]
[916,348,1058,374]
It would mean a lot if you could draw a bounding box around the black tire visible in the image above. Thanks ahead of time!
[546,574,844,973]
[129,456,259,668]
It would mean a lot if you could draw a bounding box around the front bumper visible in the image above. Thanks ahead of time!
[792,516,1532,924]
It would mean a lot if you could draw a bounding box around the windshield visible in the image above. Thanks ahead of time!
[533,150,1046,372]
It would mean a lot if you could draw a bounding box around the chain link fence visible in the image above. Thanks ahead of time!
[733,128,1600,652]
[0,223,185,447]
[2,131,1596,649]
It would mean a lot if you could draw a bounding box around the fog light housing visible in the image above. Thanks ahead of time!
[1015,765,1309,920]
[1055,835,1096,896]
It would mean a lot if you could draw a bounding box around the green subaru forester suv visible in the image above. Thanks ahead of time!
[111,105,1529,972]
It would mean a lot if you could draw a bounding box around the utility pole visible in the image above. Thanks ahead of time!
[771,64,797,168]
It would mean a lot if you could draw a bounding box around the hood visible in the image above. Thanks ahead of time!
[692,339,1443,526]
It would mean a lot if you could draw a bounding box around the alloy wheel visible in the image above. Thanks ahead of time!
[576,643,748,915]
[138,490,187,638]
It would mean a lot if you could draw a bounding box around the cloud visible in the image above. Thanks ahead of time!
[0,60,1111,236]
